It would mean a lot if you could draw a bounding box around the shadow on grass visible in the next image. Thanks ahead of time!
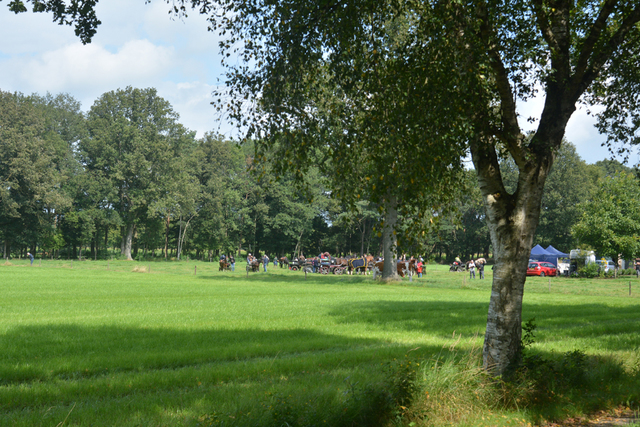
[0,324,395,386]
[328,300,640,352]
[196,270,374,284]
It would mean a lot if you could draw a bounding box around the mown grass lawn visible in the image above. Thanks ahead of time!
[1,261,639,426]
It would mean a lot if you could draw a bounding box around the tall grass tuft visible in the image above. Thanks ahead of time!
[401,346,506,426]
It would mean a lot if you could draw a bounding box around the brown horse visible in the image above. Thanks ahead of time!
[347,255,375,275]
[219,259,230,271]
[247,259,261,272]
[372,259,414,277]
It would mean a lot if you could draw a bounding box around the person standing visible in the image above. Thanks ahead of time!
[27,252,34,266]
[469,259,476,279]
[416,259,423,278]
[477,259,485,279]
[230,254,235,272]
[263,254,269,272]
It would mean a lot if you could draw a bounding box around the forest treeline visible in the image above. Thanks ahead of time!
[0,88,635,262]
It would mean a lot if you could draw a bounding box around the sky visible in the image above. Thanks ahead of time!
[0,1,631,165]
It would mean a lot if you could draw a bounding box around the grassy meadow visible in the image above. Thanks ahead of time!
[1,260,639,426]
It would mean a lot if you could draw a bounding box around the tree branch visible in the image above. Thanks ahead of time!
[571,3,640,99]
[476,1,526,168]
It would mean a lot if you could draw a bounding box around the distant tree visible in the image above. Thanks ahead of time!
[0,91,71,257]
[573,172,640,267]
[190,133,246,257]
[594,159,633,178]
[82,87,194,260]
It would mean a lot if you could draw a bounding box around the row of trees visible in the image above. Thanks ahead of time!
[2,86,635,262]
[0,88,374,261]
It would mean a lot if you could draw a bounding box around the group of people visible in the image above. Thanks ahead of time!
[246,253,277,272]
[219,254,236,271]
[466,257,486,279]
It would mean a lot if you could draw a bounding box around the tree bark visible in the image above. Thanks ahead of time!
[123,223,134,261]
[471,134,554,376]
[164,216,171,259]
[382,195,398,280]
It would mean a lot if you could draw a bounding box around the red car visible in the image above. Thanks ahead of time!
[527,261,557,277]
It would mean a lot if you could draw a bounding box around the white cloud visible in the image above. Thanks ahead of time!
[155,80,237,139]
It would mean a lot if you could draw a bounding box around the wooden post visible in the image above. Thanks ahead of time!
[305,269,307,280]
[195,265,197,275]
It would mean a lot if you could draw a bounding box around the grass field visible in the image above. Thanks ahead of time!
[1,260,639,426]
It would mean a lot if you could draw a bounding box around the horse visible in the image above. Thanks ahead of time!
[219,259,230,271]
[372,259,414,277]
[279,256,290,268]
[348,255,375,275]
[247,259,262,272]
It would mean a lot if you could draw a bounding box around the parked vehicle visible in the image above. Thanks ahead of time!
[557,257,570,275]
[527,261,557,277]
[595,259,615,272]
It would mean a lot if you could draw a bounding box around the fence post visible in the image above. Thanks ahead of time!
[195,265,197,275]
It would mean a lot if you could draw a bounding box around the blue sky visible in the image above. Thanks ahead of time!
[0,1,631,165]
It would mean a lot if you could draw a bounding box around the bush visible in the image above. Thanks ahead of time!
[577,262,600,278]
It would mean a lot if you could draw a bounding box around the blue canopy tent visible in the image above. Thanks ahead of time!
[530,244,554,264]
[545,245,569,266]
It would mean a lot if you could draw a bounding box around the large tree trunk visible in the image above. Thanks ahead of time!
[472,135,554,376]
[382,195,398,280]
[123,223,134,261]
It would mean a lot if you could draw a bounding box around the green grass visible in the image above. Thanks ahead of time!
[1,261,639,426]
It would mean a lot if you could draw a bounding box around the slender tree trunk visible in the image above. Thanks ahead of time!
[382,195,398,280]
[177,215,183,260]
[164,216,171,259]
[360,221,365,256]
[123,223,134,260]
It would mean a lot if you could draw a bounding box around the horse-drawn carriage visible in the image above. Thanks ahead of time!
[246,258,261,272]
[288,257,313,273]
[219,259,231,271]
[318,258,347,275]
